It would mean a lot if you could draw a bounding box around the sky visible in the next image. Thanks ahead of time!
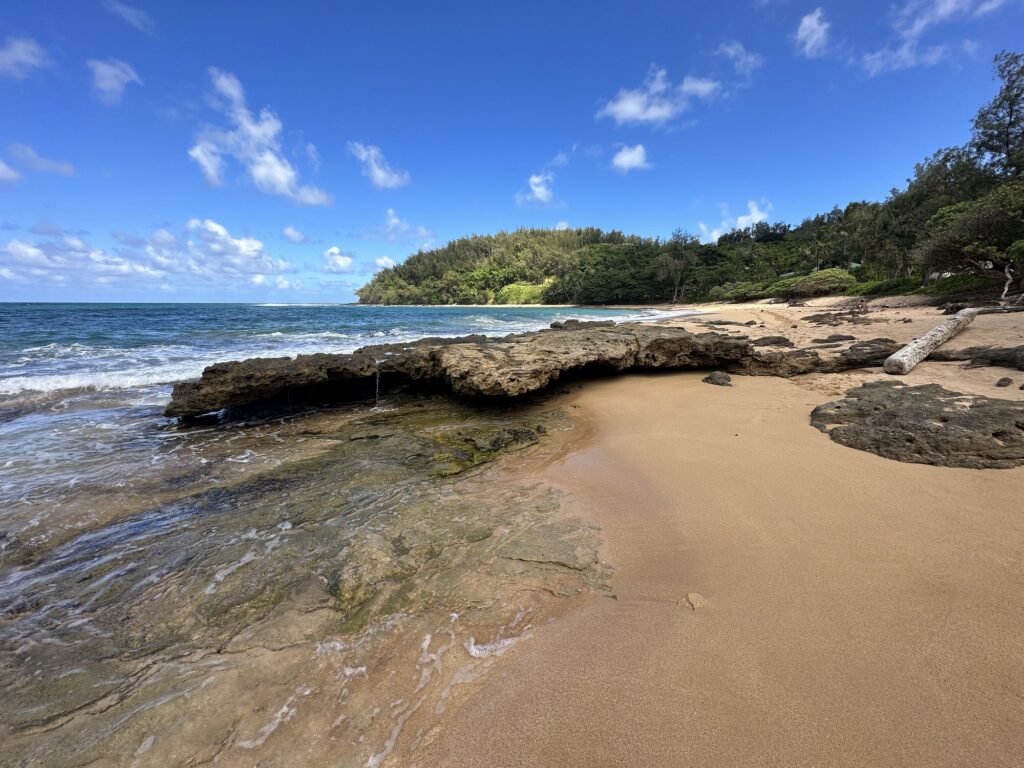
[1,0,1021,302]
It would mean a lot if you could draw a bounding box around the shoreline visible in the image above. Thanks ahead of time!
[407,300,1024,765]
[415,363,1024,766]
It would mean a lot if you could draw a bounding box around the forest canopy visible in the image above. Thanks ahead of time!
[358,51,1024,306]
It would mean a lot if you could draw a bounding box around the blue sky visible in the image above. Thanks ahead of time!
[1,0,1021,302]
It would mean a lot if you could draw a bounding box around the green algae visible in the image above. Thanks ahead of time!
[0,395,605,767]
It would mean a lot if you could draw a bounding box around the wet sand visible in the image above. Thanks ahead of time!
[417,304,1024,766]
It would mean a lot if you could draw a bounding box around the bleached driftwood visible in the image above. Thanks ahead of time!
[883,308,978,375]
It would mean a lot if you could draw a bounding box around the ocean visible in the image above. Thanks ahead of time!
[0,302,676,535]
[0,302,687,764]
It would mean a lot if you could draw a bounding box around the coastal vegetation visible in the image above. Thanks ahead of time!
[358,51,1024,306]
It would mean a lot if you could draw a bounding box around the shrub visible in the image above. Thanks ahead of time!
[845,277,920,296]
[916,273,998,296]
[494,281,548,304]
[787,268,857,297]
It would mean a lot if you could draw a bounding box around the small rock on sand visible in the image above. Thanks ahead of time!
[996,377,1013,387]
[702,372,732,387]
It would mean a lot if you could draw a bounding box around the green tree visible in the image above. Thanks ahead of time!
[972,50,1024,177]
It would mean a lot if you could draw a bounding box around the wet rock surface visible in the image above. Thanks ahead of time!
[810,381,1024,469]
[0,396,606,767]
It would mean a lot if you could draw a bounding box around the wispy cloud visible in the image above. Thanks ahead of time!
[611,144,652,173]
[0,37,51,80]
[305,142,320,172]
[282,225,307,244]
[0,160,21,183]
[102,1,156,34]
[374,256,396,270]
[86,58,142,105]
[188,68,332,206]
[363,208,434,248]
[347,142,410,189]
[7,144,74,176]
[596,65,720,126]
[795,8,831,58]
[716,41,765,76]
[861,0,1011,76]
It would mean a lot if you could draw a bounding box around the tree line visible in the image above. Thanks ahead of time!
[358,51,1024,306]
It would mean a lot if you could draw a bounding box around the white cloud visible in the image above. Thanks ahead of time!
[860,0,1007,76]
[0,160,20,183]
[795,8,831,58]
[716,41,764,76]
[323,246,354,273]
[894,0,973,40]
[862,41,947,76]
[374,256,396,270]
[188,68,332,206]
[7,144,74,176]
[86,58,142,105]
[551,151,570,167]
[516,172,555,205]
[102,1,155,34]
[699,199,773,243]
[347,142,410,189]
[596,65,720,126]
[183,219,290,277]
[737,199,772,228]
[611,144,652,173]
[0,37,50,80]
[282,225,307,244]
[680,76,721,99]
[378,208,433,246]
[306,142,320,172]
[0,219,297,291]
[555,221,570,231]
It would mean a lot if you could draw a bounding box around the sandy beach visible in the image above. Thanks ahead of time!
[416,299,1024,766]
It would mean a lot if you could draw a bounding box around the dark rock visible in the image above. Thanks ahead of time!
[929,345,1024,370]
[700,319,749,327]
[942,301,1001,314]
[811,334,856,343]
[744,320,757,326]
[751,336,795,348]
[996,377,1013,387]
[812,343,844,349]
[810,381,1024,469]
[549,319,616,330]
[833,338,901,370]
[703,371,732,387]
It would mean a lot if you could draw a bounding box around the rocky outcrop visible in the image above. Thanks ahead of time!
[163,320,1020,421]
[167,325,759,418]
[810,381,1024,469]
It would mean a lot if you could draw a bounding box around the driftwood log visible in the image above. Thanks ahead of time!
[883,308,978,375]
